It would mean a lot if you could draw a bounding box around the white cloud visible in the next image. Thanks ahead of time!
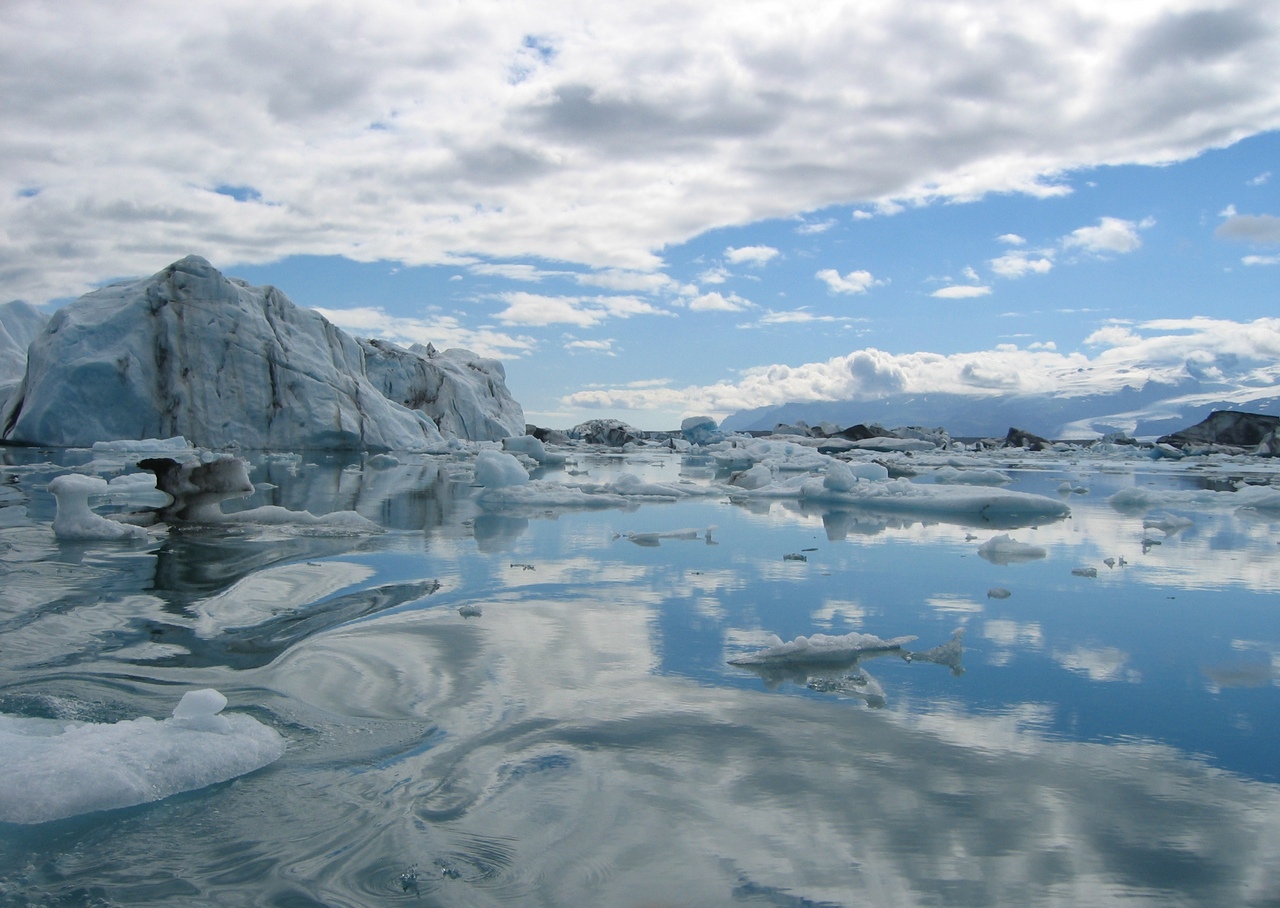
[932,285,992,299]
[6,2,1278,302]
[689,291,752,312]
[1062,216,1153,255]
[796,219,837,235]
[1243,254,1280,265]
[1247,171,1271,186]
[565,338,616,355]
[561,316,1280,418]
[997,234,1027,246]
[493,291,668,326]
[574,269,676,292]
[697,265,730,285]
[744,309,861,327]
[312,305,535,359]
[724,245,779,266]
[816,268,880,294]
[990,251,1054,278]
[469,263,560,281]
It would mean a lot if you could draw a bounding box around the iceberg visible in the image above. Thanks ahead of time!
[2,256,523,451]
[977,533,1048,565]
[0,690,284,824]
[49,473,151,541]
[728,631,917,667]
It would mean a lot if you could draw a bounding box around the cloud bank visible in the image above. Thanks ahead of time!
[3,1,1279,302]
[561,317,1280,418]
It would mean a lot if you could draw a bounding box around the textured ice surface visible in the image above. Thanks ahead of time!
[0,690,284,824]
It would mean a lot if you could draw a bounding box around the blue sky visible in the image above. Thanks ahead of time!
[3,2,1279,428]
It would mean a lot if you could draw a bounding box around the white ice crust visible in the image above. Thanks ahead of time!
[48,474,149,541]
[0,690,284,824]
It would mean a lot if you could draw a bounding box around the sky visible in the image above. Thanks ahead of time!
[2,0,1279,430]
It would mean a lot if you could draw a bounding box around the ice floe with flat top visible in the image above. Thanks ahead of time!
[0,690,284,824]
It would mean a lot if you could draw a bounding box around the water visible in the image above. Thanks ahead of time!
[2,447,1280,905]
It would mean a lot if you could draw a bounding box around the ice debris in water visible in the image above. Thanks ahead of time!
[458,604,483,618]
[0,689,284,824]
[1072,566,1099,578]
[49,473,150,541]
[728,631,917,667]
[623,527,711,546]
[987,587,1012,599]
[474,449,530,487]
[977,533,1047,564]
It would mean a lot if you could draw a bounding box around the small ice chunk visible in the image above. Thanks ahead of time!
[458,604,483,618]
[977,534,1047,565]
[474,450,531,487]
[1143,513,1193,535]
[987,587,1012,599]
[729,631,917,667]
[49,473,149,541]
[729,464,774,490]
[1071,567,1098,578]
[171,689,231,733]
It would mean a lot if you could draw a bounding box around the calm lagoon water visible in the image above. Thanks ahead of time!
[2,447,1280,906]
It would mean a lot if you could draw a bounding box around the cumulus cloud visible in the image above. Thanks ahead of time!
[990,250,1054,278]
[565,338,616,355]
[816,269,880,294]
[997,234,1027,246]
[724,245,779,266]
[1216,210,1280,244]
[1062,217,1154,255]
[5,1,1279,302]
[561,317,1280,418]
[689,291,752,312]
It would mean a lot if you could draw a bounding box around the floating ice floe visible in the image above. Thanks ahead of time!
[987,587,1012,599]
[0,689,284,824]
[623,527,711,546]
[932,466,1012,486]
[1109,484,1280,513]
[977,534,1048,565]
[796,477,1071,526]
[1142,513,1195,535]
[728,631,917,667]
[48,474,151,541]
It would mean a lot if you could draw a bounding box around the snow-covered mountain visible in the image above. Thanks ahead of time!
[720,381,1280,440]
[0,256,524,450]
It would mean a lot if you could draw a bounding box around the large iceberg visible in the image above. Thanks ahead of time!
[1,256,524,451]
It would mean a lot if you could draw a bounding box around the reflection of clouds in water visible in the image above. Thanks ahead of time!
[1053,646,1140,683]
[811,597,866,627]
[256,598,1280,905]
[984,619,1045,650]
[191,561,376,638]
[927,594,984,615]
[1202,640,1280,693]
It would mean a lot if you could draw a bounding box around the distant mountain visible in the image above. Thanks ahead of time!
[719,380,1280,440]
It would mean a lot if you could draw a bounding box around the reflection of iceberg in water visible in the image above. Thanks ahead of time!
[729,630,964,707]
